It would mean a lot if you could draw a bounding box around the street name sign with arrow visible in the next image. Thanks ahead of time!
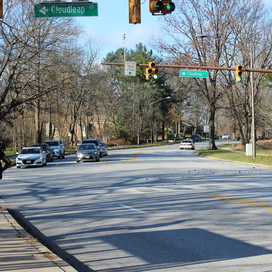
[34,2,98,17]
[179,70,209,78]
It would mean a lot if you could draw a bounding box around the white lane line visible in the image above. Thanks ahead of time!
[119,204,147,214]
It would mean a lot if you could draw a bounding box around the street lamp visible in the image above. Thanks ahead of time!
[196,34,256,158]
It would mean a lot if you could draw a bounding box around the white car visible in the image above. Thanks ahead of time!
[16,147,47,168]
[180,139,195,150]
[44,140,65,159]
[222,134,230,139]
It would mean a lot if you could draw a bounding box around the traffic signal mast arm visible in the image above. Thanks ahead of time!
[101,62,272,73]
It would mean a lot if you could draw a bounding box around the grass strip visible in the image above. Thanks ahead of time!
[194,145,272,167]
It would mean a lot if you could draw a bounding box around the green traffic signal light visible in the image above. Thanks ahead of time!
[235,65,243,83]
[165,2,175,12]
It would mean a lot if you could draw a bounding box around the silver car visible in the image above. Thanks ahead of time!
[16,147,47,168]
[99,142,108,156]
[180,139,195,150]
[76,144,100,163]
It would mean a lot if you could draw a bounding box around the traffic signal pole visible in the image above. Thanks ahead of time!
[0,0,3,19]
[101,62,272,74]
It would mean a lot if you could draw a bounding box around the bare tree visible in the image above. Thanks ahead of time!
[153,0,272,149]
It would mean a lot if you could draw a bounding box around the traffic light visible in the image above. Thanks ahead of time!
[235,65,242,82]
[149,0,164,13]
[161,0,175,14]
[146,62,159,80]
[129,0,141,24]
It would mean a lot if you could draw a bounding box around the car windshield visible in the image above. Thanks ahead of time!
[33,145,46,151]
[21,148,40,154]
[83,140,98,145]
[182,140,192,143]
[79,144,96,150]
[45,142,58,146]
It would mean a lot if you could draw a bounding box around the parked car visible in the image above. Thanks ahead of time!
[31,143,53,162]
[44,140,65,159]
[191,134,201,142]
[180,139,195,150]
[16,147,47,168]
[214,134,219,140]
[99,142,108,156]
[76,144,100,163]
[82,139,102,157]
[222,134,230,139]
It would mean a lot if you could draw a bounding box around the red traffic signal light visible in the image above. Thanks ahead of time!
[235,65,242,82]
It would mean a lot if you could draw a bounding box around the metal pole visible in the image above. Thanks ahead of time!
[123,34,126,62]
[250,48,256,158]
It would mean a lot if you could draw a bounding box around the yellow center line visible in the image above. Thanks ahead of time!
[100,148,161,163]
[207,194,272,210]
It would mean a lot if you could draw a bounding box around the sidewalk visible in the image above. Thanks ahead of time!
[0,206,77,272]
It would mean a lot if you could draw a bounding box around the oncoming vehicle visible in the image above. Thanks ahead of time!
[44,140,65,159]
[76,144,100,163]
[16,147,47,168]
[31,143,53,162]
[222,134,230,139]
[180,139,195,150]
[99,142,108,156]
[82,139,102,157]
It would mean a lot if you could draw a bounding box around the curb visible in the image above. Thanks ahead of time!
[1,208,77,272]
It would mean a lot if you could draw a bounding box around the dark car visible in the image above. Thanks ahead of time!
[31,143,53,162]
[191,134,201,142]
[214,134,219,140]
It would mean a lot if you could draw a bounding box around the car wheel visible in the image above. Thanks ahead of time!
[17,166,20,168]
[51,156,53,162]
[76,160,80,163]
[62,152,65,158]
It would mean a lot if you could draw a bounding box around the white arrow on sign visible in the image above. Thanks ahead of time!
[39,7,48,15]
[182,72,186,76]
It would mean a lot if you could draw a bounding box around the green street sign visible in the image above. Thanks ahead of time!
[179,70,209,78]
[34,3,98,17]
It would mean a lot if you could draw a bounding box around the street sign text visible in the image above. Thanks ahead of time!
[34,3,98,17]
[179,70,209,78]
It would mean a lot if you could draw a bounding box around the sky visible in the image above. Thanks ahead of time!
[70,0,272,61]
[74,0,164,60]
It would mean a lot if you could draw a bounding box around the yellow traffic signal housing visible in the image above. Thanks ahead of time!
[161,0,175,14]
[235,65,242,82]
[146,67,153,80]
[149,0,164,13]
[146,62,159,80]
[129,0,141,24]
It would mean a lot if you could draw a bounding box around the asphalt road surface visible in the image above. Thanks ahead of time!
[2,141,272,271]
